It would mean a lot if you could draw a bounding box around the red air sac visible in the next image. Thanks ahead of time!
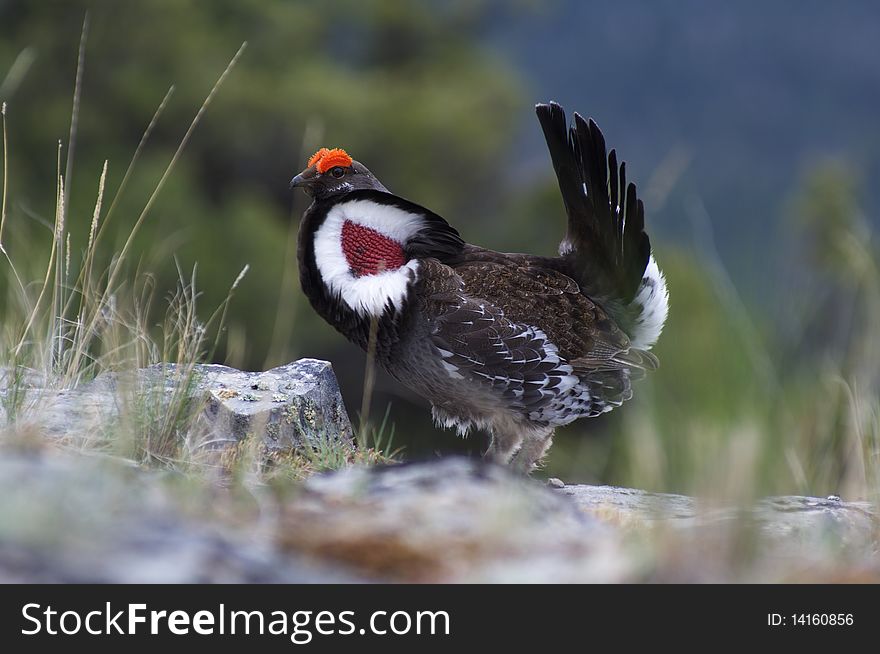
[341,220,406,277]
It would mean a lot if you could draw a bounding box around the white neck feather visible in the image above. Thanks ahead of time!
[312,199,424,317]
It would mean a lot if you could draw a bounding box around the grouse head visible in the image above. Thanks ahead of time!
[290,147,388,200]
[292,147,464,318]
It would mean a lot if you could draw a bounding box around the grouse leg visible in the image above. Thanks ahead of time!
[508,427,554,473]
[485,427,525,466]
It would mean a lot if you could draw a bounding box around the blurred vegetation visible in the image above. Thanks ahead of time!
[0,0,522,366]
[547,163,880,502]
[1,1,878,503]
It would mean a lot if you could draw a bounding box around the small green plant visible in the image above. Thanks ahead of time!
[0,362,29,425]
[355,404,401,464]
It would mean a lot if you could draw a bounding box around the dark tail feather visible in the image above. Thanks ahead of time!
[536,102,651,311]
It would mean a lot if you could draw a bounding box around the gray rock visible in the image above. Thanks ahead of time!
[558,484,702,523]
[0,450,352,583]
[275,461,880,582]
[278,458,629,583]
[195,359,353,451]
[558,483,878,542]
[0,442,876,582]
[557,483,880,578]
[3,359,352,455]
[752,495,879,553]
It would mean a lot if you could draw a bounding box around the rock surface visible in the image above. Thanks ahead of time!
[278,459,880,582]
[278,458,627,583]
[558,482,880,579]
[189,360,353,451]
[559,483,877,541]
[1,359,352,453]
[0,446,876,582]
[0,449,352,583]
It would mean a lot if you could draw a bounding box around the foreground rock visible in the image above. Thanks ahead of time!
[560,483,877,542]
[275,458,880,582]
[2,359,352,454]
[558,483,880,581]
[0,447,877,582]
[0,449,351,583]
[278,458,626,583]
[0,449,624,583]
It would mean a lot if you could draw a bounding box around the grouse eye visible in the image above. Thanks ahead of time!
[330,166,345,179]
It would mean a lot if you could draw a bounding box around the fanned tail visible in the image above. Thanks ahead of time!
[536,101,668,350]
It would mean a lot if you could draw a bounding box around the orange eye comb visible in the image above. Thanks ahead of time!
[307,147,353,173]
[307,148,330,168]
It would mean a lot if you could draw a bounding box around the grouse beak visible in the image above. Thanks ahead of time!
[289,166,318,192]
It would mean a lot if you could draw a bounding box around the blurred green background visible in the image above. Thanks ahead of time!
[2,0,878,496]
